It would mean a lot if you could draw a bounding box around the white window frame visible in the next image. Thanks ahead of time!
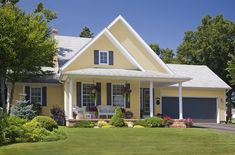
[99,50,109,65]
[81,82,96,107]
[30,87,42,105]
[112,83,125,108]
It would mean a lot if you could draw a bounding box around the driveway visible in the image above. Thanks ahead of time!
[194,123,235,134]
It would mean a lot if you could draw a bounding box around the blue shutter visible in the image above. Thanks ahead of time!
[94,50,99,64]
[42,87,47,106]
[125,83,130,108]
[25,86,30,102]
[77,82,82,107]
[96,83,101,105]
[109,51,113,65]
[107,83,111,105]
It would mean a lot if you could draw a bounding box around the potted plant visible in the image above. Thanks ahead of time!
[89,85,100,102]
[124,111,133,119]
[122,85,132,102]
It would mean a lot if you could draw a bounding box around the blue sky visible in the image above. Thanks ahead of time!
[19,0,235,52]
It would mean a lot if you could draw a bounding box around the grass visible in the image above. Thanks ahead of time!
[1,127,235,155]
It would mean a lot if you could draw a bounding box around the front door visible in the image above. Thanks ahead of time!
[142,88,150,117]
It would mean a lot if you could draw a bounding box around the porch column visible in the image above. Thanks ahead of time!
[63,81,67,117]
[68,79,73,119]
[179,82,183,119]
[150,81,154,117]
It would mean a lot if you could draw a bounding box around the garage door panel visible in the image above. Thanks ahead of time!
[183,98,217,120]
[162,97,179,119]
[162,97,217,123]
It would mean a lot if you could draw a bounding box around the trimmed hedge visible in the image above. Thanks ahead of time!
[32,116,58,131]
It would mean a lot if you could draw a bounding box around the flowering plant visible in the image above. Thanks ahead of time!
[122,85,132,102]
[162,115,174,127]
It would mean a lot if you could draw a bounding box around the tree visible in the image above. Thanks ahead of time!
[150,43,175,63]
[176,15,235,122]
[176,15,235,84]
[79,26,94,38]
[227,57,235,85]
[0,0,19,6]
[0,4,57,113]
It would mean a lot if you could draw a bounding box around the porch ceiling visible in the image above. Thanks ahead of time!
[61,68,191,83]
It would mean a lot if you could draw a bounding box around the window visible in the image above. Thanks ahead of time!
[99,51,109,64]
[82,83,95,107]
[30,87,42,104]
[112,84,125,107]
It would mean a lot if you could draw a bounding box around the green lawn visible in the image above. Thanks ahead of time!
[1,127,235,155]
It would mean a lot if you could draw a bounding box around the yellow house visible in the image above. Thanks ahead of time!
[12,15,230,124]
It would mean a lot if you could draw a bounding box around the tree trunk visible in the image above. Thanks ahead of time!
[226,89,233,123]
[8,82,15,114]
[0,76,6,113]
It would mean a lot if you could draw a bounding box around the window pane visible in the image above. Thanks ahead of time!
[112,84,124,107]
[100,52,108,64]
[31,88,41,104]
[82,84,95,107]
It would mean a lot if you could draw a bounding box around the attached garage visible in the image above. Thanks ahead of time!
[162,97,218,123]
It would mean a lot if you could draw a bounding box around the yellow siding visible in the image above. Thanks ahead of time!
[64,34,137,72]
[109,20,168,73]
[159,87,226,121]
[12,84,64,116]
[69,78,140,119]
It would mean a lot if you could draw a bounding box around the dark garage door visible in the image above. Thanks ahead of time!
[162,97,217,123]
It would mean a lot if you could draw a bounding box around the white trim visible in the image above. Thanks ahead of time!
[68,79,73,119]
[105,29,145,71]
[61,28,106,71]
[61,28,144,71]
[224,90,227,122]
[216,97,220,123]
[63,82,67,117]
[30,86,42,105]
[107,15,173,75]
[150,81,154,117]
[98,50,109,65]
[178,82,183,119]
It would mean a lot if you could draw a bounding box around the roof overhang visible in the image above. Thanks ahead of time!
[60,68,191,83]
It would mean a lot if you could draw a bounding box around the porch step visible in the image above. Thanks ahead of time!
[170,120,186,128]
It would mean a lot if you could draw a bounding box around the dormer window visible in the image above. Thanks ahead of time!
[94,50,113,65]
[99,51,109,64]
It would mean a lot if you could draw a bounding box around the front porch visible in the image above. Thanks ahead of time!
[62,69,190,123]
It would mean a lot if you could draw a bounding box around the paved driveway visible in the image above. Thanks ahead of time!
[194,123,235,134]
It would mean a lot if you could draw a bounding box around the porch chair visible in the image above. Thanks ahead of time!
[97,105,115,119]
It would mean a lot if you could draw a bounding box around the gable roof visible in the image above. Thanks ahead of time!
[55,35,91,67]
[167,64,231,89]
[107,15,174,75]
[60,28,145,71]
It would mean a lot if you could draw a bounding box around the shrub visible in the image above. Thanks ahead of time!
[7,116,28,126]
[23,121,51,142]
[125,121,134,128]
[162,116,174,127]
[133,125,145,128]
[75,120,95,128]
[50,106,65,126]
[144,117,163,128]
[4,116,28,143]
[11,100,38,120]
[32,116,58,131]
[102,125,113,128]
[97,120,108,128]
[134,120,148,127]
[110,107,125,127]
